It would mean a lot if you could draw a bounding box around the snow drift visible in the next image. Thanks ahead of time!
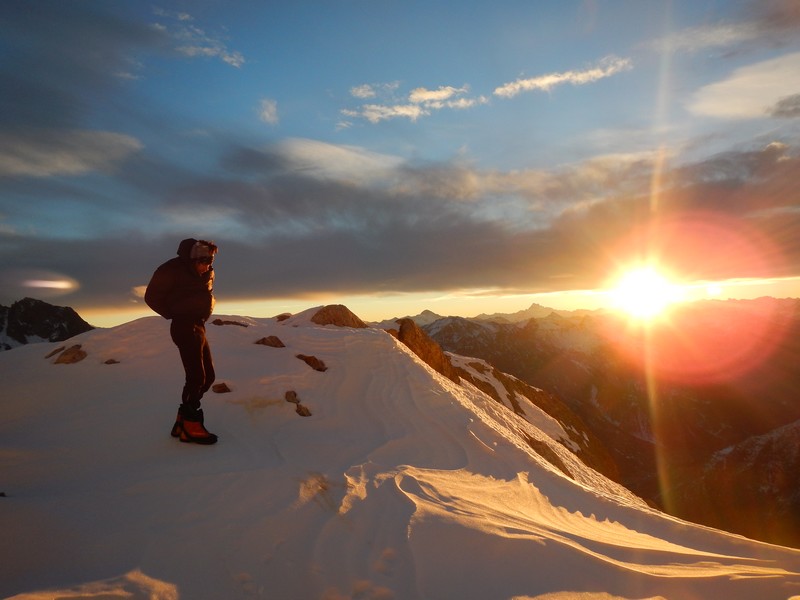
[2,307,800,600]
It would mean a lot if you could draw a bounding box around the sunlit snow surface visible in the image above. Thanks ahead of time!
[2,309,800,600]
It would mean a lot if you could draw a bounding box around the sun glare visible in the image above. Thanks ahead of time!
[610,267,683,319]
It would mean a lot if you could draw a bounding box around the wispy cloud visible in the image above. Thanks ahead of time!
[409,85,467,103]
[343,56,629,125]
[343,82,487,124]
[349,82,400,99]
[343,103,428,124]
[259,98,279,125]
[350,84,377,99]
[0,131,142,178]
[653,23,761,53]
[493,56,632,98]
[153,8,245,68]
[268,138,404,183]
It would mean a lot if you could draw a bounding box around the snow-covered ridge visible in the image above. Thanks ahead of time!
[2,307,800,599]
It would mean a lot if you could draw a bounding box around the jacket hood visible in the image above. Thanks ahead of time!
[176,238,198,260]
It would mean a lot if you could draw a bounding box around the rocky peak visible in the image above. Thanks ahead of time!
[0,297,94,351]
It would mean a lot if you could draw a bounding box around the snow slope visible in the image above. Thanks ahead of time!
[2,308,800,600]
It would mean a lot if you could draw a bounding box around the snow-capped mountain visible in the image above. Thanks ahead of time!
[423,297,800,547]
[475,302,598,323]
[3,305,800,599]
[0,297,94,351]
[372,308,446,330]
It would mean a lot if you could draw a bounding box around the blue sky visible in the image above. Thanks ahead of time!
[1,0,799,324]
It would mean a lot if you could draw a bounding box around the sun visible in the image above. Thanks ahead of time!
[609,267,683,319]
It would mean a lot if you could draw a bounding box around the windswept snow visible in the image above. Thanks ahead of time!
[2,310,800,600]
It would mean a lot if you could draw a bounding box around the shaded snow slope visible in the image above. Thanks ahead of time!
[2,310,800,600]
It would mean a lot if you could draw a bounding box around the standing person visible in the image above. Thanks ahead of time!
[145,238,219,445]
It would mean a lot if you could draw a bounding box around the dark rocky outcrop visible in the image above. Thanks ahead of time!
[296,354,327,372]
[212,318,248,327]
[1,298,93,351]
[393,318,460,383]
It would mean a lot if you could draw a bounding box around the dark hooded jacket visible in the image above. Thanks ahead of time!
[145,238,215,322]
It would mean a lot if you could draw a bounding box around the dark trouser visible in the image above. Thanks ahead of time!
[170,318,215,421]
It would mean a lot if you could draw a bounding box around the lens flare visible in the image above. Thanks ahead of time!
[604,210,789,385]
[605,210,790,518]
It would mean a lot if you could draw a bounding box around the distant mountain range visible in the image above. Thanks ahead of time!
[474,302,599,322]
[374,302,595,330]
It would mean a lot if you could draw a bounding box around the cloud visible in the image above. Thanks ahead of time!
[175,140,800,290]
[687,52,800,119]
[769,94,800,118]
[344,103,429,124]
[174,42,245,68]
[265,138,404,183]
[153,9,245,67]
[259,99,279,125]
[0,130,143,178]
[348,82,401,101]
[409,86,467,103]
[652,23,762,53]
[343,82,487,124]
[342,56,628,125]
[350,84,376,99]
[652,0,800,54]
[740,0,800,49]
[0,1,167,132]
[2,136,799,311]
[493,56,632,98]
[411,86,489,111]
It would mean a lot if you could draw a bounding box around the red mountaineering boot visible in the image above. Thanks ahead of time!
[179,413,218,445]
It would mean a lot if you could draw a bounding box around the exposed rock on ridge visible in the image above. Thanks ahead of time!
[392,317,460,383]
[311,305,367,328]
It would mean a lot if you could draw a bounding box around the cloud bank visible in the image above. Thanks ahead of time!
[2,135,798,311]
